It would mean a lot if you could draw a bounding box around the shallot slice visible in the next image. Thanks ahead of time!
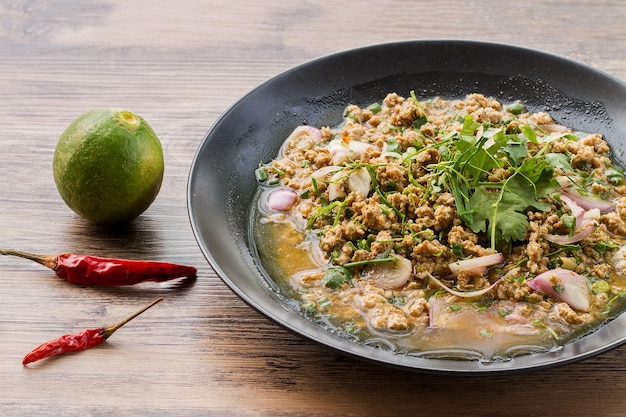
[544,221,595,245]
[427,294,448,328]
[311,165,343,179]
[328,171,346,201]
[267,188,298,211]
[556,176,614,213]
[362,256,412,289]
[543,193,599,244]
[526,268,590,312]
[425,271,502,298]
[279,126,322,159]
[448,253,504,275]
[560,193,585,226]
[347,167,371,197]
[328,138,376,166]
[563,189,614,213]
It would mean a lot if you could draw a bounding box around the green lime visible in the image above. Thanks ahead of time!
[53,108,164,224]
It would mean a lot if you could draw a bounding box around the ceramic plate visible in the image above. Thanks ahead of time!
[188,40,626,373]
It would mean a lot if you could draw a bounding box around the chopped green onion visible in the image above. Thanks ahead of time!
[255,166,269,182]
[366,102,382,113]
[507,102,526,115]
[606,168,624,185]
[318,297,331,308]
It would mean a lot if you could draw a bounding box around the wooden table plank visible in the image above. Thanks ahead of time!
[2,0,626,415]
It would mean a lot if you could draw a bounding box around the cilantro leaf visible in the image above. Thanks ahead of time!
[322,266,351,289]
[469,187,529,245]
[502,141,528,166]
[545,152,574,173]
[431,115,559,250]
[514,156,560,204]
[520,125,538,144]
[468,154,557,248]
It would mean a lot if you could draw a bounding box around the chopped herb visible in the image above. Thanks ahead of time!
[553,283,565,293]
[562,215,576,236]
[302,303,317,315]
[606,167,624,185]
[343,255,397,269]
[506,101,527,115]
[344,322,357,334]
[545,152,574,173]
[322,266,352,289]
[594,241,619,255]
[255,165,269,182]
[532,320,558,340]
[451,242,463,257]
[389,296,406,306]
[592,280,610,294]
[318,297,331,308]
[386,137,401,154]
[479,329,492,338]
[366,102,382,114]
[605,291,626,314]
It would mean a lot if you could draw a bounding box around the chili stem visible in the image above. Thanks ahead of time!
[101,297,164,339]
[0,248,57,270]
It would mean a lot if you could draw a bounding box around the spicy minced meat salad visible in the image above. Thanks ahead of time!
[253,92,626,359]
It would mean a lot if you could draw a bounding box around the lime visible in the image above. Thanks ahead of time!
[53,108,164,224]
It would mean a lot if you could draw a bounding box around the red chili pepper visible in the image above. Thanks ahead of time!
[1,249,197,286]
[22,297,163,365]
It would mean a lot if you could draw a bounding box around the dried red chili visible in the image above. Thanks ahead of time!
[22,297,163,365]
[1,249,197,286]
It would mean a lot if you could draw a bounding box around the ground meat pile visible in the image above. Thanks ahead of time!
[255,92,626,358]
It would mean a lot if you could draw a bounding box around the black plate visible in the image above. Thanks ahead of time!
[188,40,626,374]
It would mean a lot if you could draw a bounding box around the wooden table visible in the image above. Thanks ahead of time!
[2,1,626,415]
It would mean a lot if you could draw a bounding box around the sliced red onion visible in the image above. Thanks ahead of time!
[563,189,614,213]
[286,125,322,144]
[527,268,590,312]
[425,271,502,298]
[557,176,614,213]
[448,252,504,275]
[267,188,298,211]
[328,141,351,166]
[545,189,601,244]
[560,193,585,226]
[348,140,376,154]
[556,176,573,188]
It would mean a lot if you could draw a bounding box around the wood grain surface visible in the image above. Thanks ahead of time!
[2,1,626,416]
